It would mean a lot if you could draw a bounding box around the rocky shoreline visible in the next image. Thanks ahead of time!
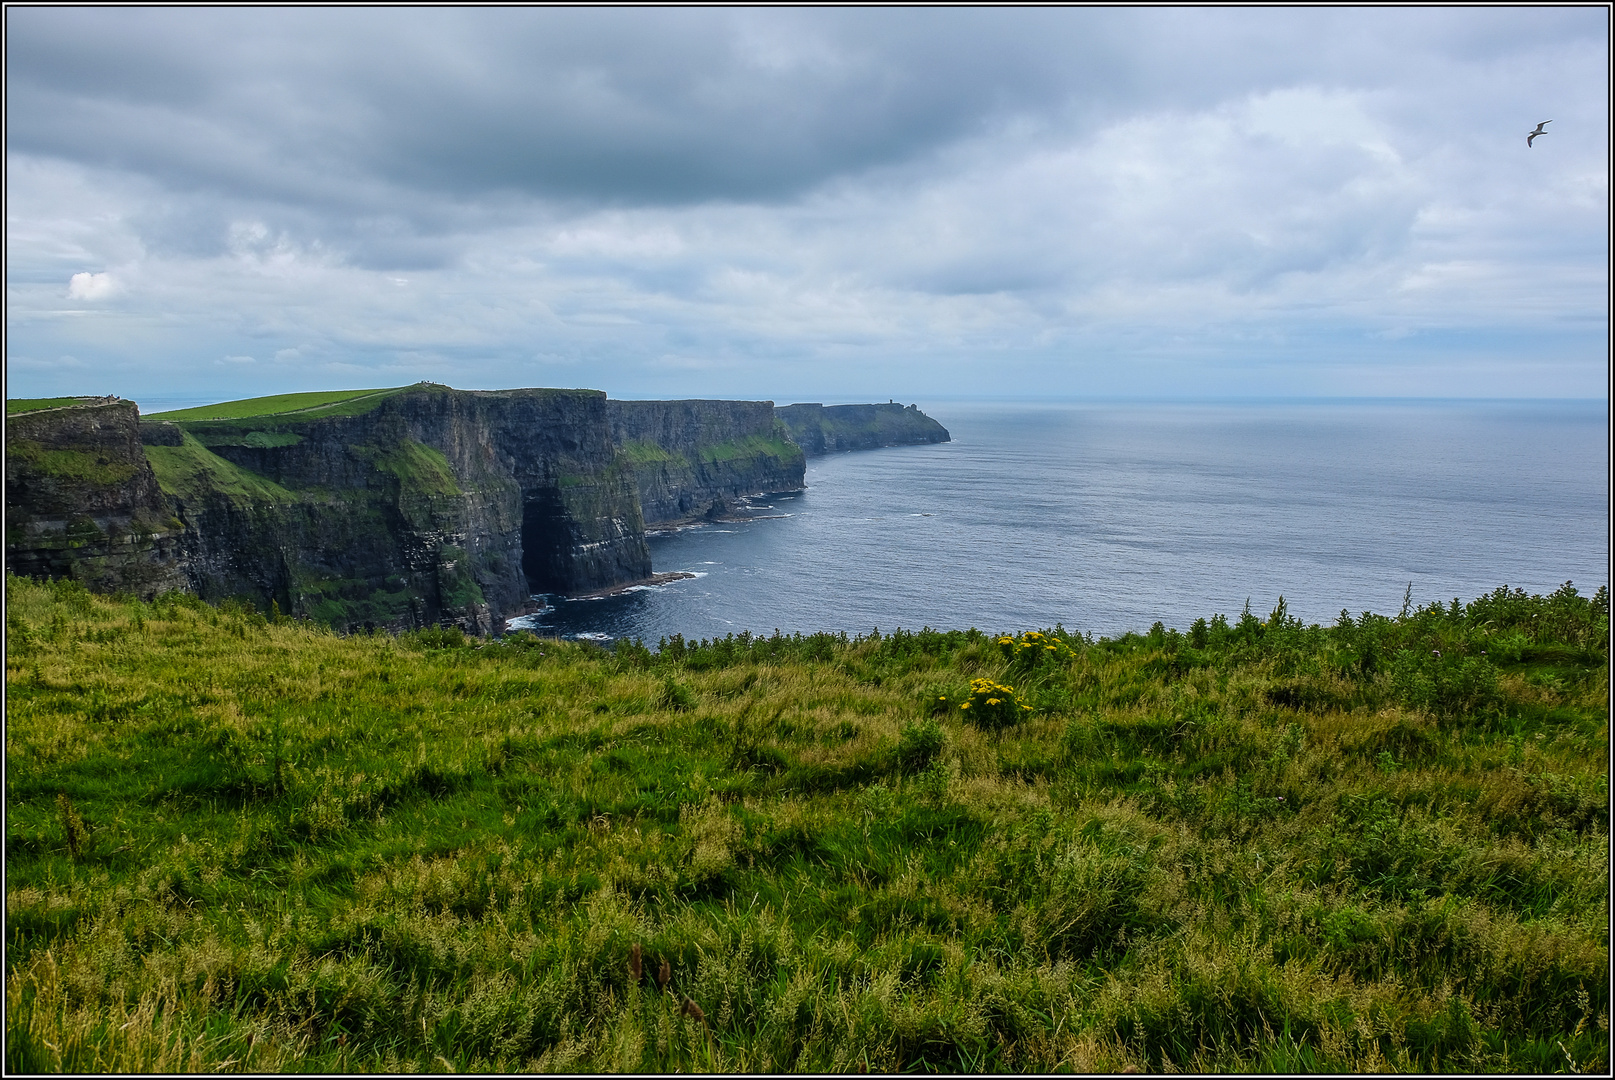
[564,571,699,600]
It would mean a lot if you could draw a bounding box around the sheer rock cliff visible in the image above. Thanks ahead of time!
[607,399,805,526]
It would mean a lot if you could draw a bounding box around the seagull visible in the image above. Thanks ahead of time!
[1527,120,1551,147]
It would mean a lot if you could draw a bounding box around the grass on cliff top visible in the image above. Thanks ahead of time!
[5,575,1608,1074]
[146,388,406,422]
[6,397,103,415]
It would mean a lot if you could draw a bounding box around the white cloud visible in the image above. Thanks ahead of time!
[66,271,116,299]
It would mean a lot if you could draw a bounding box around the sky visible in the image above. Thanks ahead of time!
[5,6,1609,407]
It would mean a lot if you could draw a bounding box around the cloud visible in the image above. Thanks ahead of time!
[3,7,1607,402]
[66,271,116,300]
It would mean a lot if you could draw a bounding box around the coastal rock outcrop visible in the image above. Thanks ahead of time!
[775,401,950,455]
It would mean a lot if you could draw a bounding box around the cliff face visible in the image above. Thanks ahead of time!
[7,386,654,633]
[775,402,950,455]
[607,399,806,526]
[163,386,650,633]
[5,400,190,598]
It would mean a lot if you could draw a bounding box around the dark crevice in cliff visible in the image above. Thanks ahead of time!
[520,488,577,595]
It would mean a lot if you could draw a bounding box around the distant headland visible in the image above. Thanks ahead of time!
[5,385,948,633]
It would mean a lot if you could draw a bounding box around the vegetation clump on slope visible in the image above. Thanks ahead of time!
[4,575,1607,1073]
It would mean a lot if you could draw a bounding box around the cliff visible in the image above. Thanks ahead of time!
[607,399,805,526]
[6,388,943,634]
[5,398,190,598]
[165,386,652,633]
[8,386,651,634]
[775,402,950,455]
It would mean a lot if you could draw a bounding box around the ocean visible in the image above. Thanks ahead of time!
[507,399,1610,643]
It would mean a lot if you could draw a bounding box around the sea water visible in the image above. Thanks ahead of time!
[510,399,1609,642]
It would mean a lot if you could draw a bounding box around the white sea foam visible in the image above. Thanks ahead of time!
[503,613,544,631]
[572,631,612,641]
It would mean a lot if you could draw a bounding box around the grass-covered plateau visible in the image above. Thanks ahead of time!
[145,388,403,423]
[6,398,103,416]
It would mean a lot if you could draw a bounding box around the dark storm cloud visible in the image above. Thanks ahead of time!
[26,6,1562,209]
[9,7,1120,209]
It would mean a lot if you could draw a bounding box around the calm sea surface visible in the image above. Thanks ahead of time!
[511,400,1609,642]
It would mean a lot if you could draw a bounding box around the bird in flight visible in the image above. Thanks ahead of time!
[1527,120,1552,147]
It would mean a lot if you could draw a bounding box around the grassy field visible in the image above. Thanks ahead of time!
[6,398,103,415]
[144,388,404,422]
[4,575,1607,1073]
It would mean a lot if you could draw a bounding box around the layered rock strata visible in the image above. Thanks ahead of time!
[5,400,190,598]
[169,387,651,633]
[607,399,806,526]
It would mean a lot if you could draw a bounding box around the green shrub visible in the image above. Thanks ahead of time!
[1189,617,1210,649]
[405,625,467,649]
[1389,650,1499,717]
[896,717,945,775]
[657,675,696,712]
